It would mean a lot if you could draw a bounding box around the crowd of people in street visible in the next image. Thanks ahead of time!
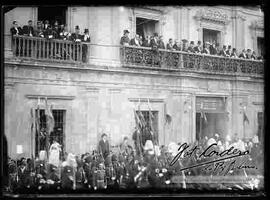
[120,30,264,61]
[10,20,91,42]
[6,132,263,193]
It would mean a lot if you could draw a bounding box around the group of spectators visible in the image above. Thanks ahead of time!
[120,30,264,61]
[10,20,91,42]
[5,132,263,193]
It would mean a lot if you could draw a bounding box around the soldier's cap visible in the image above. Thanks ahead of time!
[75,25,80,30]
[124,29,130,34]
[190,41,194,45]
[84,28,89,33]
[101,133,107,138]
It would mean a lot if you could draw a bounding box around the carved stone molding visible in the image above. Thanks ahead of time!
[25,94,75,100]
[250,19,264,30]
[195,8,230,25]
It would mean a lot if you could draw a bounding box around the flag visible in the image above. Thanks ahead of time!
[243,111,249,124]
[45,97,55,135]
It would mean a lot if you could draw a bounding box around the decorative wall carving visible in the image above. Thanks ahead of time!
[195,8,230,25]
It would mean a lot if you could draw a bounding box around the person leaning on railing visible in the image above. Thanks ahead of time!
[22,20,34,37]
[158,36,165,49]
[166,38,174,50]
[82,28,91,62]
[34,21,45,38]
[10,20,23,56]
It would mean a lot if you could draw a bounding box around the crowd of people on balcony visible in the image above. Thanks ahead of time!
[10,20,91,43]
[120,30,264,61]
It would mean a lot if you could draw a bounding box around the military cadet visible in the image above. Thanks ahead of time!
[120,29,130,46]
[22,20,34,37]
[194,40,203,53]
[98,133,110,160]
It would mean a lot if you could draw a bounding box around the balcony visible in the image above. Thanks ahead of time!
[10,35,90,63]
[6,36,264,78]
[120,46,264,77]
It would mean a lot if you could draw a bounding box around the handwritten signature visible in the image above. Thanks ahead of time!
[169,143,256,174]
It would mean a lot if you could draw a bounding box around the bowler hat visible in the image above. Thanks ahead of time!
[101,133,107,138]
[124,29,130,34]
[75,25,80,30]
[153,32,158,37]
[190,41,194,45]
[84,28,89,33]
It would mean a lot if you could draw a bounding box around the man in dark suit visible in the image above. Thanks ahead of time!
[158,36,165,49]
[187,41,195,53]
[194,40,202,53]
[150,32,159,50]
[226,45,232,56]
[238,49,247,59]
[202,42,210,54]
[98,133,110,160]
[71,25,83,42]
[22,20,34,37]
[173,39,182,51]
[10,20,23,36]
[142,35,151,47]
[166,38,174,50]
[130,34,141,46]
[219,45,229,57]
[182,39,189,52]
[120,30,130,46]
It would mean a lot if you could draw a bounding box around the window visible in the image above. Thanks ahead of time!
[136,110,159,146]
[38,6,67,25]
[136,17,159,40]
[35,109,65,157]
[257,112,264,142]
[257,37,264,57]
[203,28,221,45]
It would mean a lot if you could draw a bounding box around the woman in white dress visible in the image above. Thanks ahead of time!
[48,139,62,167]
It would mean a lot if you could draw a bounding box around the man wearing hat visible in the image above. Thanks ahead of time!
[43,20,50,30]
[226,45,232,56]
[35,21,44,38]
[187,41,195,53]
[82,29,91,42]
[219,45,229,57]
[246,49,252,59]
[202,41,210,54]
[231,48,238,58]
[98,133,110,160]
[71,25,83,42]
[120,29,130,46]
[82,28,90,62]
[239,49,247,59]
[158,35,165,49]
[130,34,141,46]
[150,32,159,50]
[194,40,202,53]
[22,20,34,37]
[10,20,23,37]
[181,39,189,52]
[173,39,182,51]
[166,38,174,50]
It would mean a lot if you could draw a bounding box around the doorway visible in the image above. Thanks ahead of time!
[38,6,67,25]
[203,28,221,45]
[136,17,159,40]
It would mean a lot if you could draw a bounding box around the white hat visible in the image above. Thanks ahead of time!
[207,138,216,146]
[252,135,259,144]
[39,150,47,161]
[226,135,231,142]
[144,140,154,151]
[168,142,179,156]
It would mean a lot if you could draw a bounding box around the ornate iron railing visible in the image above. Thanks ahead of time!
[120,46,264,76]
[11,35,90,63]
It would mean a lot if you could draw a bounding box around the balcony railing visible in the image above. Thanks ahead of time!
[120,46,264,77]
[11,35,90,63]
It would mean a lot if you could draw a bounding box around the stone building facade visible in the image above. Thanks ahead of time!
[4,6,264,158]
